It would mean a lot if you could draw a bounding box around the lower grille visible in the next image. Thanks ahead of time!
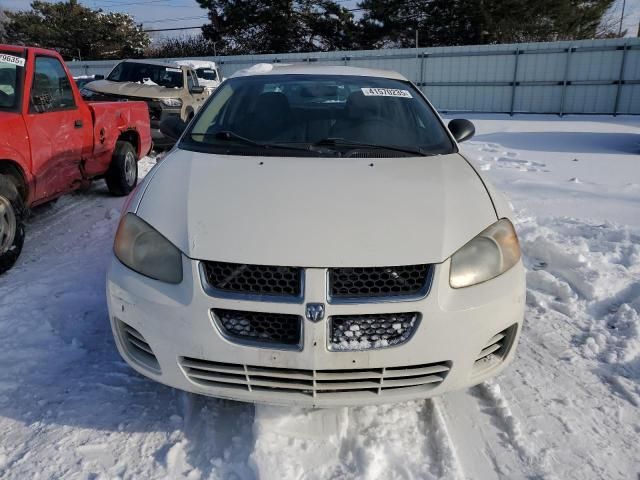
[180,357,450,399]
[473,324,518,375]
[202,261,302,298]
[212,309,302,348]
[329,264,432,301]
[329,312,420,351]
[118,320,160,372]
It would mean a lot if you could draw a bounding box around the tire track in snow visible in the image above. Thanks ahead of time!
[249,400,466,480]
[162,392,256,480]
[423,398,465,480]
[472,381,536,464]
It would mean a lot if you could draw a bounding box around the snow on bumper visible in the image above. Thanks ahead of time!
[106,256,525,407]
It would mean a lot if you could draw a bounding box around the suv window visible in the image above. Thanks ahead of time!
[30,56,75,113]
[0,51,25,110]
[196,67,218,81]
[187,70,198,90]
[107,61,184,89]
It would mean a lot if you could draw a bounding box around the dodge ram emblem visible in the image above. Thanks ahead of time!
[305,303,325,322]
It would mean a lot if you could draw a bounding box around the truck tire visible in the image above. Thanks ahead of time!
[106,141,138,196]
[0,175,26,275]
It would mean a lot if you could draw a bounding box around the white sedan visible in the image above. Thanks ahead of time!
[107,64,525,407]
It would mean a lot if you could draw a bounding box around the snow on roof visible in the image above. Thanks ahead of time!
[121,58,183,69]
[175,60,218,69]
[230,63,408,80]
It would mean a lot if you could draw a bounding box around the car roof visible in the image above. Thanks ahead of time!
[230,63,408,81]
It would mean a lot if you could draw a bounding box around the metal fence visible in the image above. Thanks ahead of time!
[67,37,640,115]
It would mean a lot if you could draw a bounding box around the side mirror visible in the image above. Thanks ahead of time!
[190,85,205,94]
[448,119,475,143]
[94,74,104,80]
[160,116,187,141]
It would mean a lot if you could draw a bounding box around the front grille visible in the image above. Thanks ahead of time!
[473,324,518,375]
[212,309,302,348]
[118,320,160,372]
[202,261,302,298]
[329,312,420,351]
[329,264,432,300]
[180,357,450,399]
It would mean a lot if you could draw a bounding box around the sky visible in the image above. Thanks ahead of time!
[0,0,638,41]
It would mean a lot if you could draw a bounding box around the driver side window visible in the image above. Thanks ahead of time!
[187,70,198,90]
[30,56,76,113]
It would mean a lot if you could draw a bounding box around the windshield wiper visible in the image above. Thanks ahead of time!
[313,138,429,157]
[191,130,314,153]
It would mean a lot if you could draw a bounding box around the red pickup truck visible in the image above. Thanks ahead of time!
[0,45,152,274]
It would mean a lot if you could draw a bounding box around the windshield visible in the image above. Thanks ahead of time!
[183,74,454,157]
[196,68,218,81]
[0,51,25,110]
[107,62,183,89]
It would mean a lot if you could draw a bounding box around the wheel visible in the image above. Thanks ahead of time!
[106,141,138,196]
[0,175,26,275]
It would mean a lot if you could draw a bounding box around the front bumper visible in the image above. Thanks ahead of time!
[107,257,525,407]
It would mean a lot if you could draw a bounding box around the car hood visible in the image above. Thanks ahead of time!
[85,79,183,99]
[136,149,497,267]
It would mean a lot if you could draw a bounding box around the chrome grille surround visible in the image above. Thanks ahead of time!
[212,309,303,350]
[179,357,451,399]
[328,312,421,351]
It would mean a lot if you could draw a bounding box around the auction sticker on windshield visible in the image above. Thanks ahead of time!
[166,67,181,73]
[361,87,412,98]
[0,54,25,67]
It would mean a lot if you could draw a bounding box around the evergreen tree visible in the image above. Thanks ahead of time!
[196,0,358,54]
[358,0,618,48]
[4,0,150,60]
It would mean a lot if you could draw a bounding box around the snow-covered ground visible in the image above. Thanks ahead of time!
[0,115,639,480]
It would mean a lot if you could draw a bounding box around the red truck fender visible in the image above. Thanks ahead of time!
[0,147,35,205]
[84,102,152,178]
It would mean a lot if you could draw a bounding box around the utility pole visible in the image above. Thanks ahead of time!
[618,0,626,37]
[415,30,418,49]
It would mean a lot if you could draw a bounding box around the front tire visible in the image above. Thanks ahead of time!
[106,141,138,196]
[0,175,26,275]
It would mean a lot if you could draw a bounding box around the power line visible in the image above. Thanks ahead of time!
[142,14,208,24]
[92,0,195,6]
[144,25,203,32]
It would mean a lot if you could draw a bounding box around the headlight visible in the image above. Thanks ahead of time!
[114,213,183,284]
[160,98,182,107]
[449,218,520,289]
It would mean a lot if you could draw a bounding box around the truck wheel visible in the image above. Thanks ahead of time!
[106,141,138,196]
[0,175,26,275]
